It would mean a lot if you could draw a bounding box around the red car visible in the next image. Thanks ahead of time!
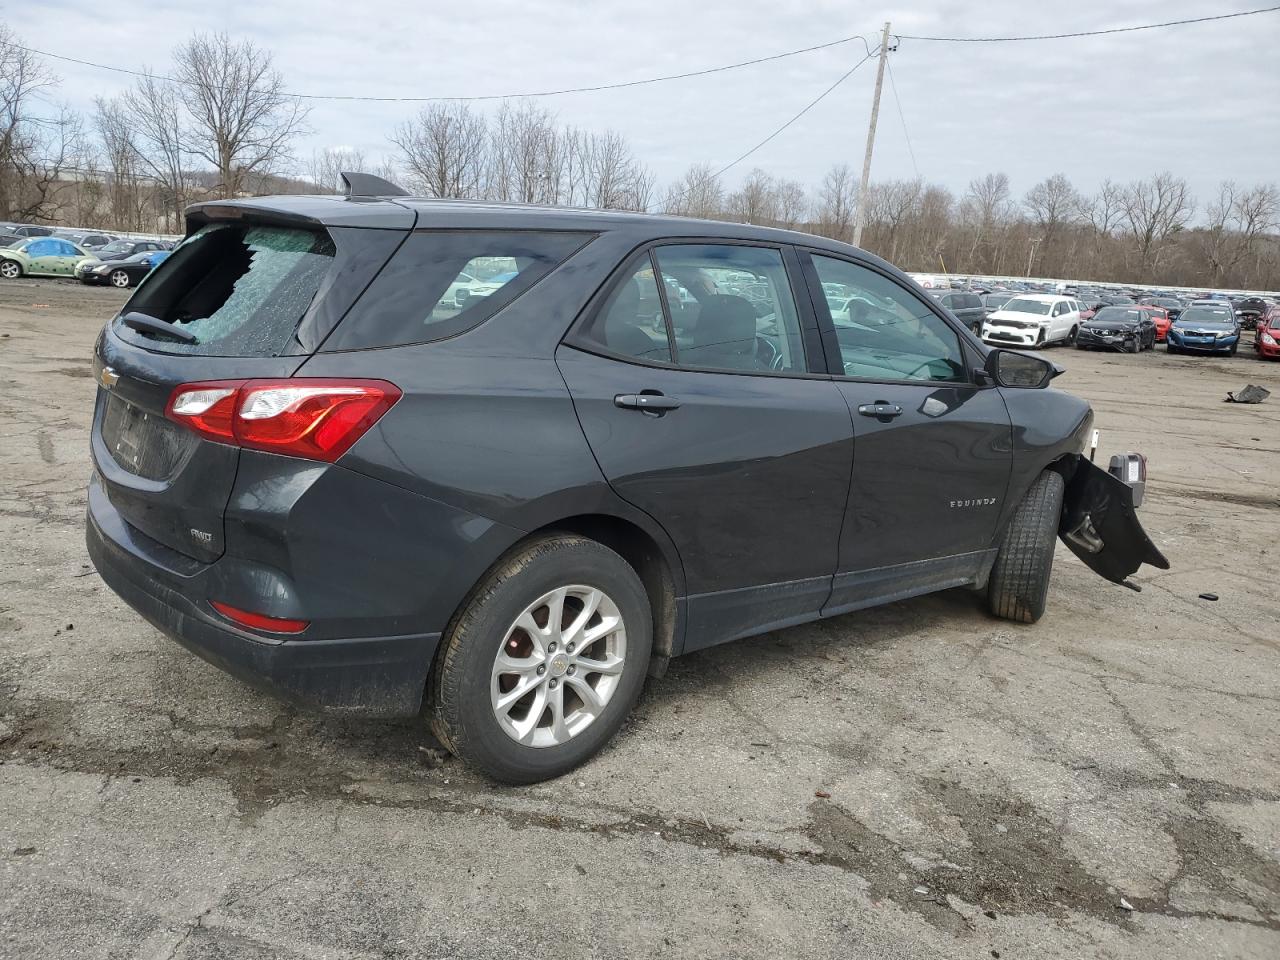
[1137,304,1171,342]
[1255,305,1280,360]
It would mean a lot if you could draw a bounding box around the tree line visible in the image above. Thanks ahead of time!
[2,23,1278,290]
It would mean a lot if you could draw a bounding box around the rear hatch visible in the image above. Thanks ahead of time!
[91,205,409,563]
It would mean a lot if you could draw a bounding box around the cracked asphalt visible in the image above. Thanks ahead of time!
[1,278,1278,959]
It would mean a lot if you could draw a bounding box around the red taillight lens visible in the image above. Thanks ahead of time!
[166,379,401,462]
[209,600,309,634]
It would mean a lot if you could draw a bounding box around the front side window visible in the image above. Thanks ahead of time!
[810,255,966,383]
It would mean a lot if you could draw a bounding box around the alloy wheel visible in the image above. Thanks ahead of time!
[490,585,626,748]
[0,261,19,279]
[110,270,130,288]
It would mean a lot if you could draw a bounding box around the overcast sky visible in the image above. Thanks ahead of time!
[14,1,1280,207]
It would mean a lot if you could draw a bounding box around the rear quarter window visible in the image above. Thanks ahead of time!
[321,230,592,351]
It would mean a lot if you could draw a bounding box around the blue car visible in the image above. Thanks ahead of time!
[1166,305,1241,356]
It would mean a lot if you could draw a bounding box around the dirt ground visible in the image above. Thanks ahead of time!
[1,277,1278,960]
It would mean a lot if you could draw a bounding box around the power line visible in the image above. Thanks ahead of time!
[661,49,877,212]
[710,49,877,180]
[0,33,873,103]
[897,5,1279,42]
[885,60,919,179]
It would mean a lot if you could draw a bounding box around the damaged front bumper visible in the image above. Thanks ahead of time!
[1059,455,1169,585]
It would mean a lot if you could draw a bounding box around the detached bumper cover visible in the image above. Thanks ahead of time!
[1059,456,1169,584]
[87,484,439,718]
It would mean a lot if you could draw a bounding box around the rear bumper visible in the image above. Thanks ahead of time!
[86,483,439,718]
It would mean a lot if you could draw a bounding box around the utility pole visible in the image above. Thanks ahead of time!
[852,21,891,249]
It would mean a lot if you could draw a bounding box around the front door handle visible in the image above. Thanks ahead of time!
[857,402,903,419]
[614,392,681,415]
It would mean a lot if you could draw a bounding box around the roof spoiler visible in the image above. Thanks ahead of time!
[341,172,409,198]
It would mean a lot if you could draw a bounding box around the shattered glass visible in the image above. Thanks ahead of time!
[138,225,334,357]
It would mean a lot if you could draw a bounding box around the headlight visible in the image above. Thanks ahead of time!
[1261,332,1276,345]
[92,265,111,274]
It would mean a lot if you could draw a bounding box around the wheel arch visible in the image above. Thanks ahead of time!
[431,509,684,693]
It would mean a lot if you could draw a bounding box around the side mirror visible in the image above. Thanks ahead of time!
[986,349,1055,389]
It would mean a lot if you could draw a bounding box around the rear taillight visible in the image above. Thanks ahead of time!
[165,379,401,462]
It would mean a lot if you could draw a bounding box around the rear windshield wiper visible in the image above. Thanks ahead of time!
[120,311,198,344]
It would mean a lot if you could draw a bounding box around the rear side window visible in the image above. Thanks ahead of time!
[323,230,591,351]
[120,224,335,356]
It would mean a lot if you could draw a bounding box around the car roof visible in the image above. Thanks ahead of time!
[1001,293,1066,303]
[185,194,882,260]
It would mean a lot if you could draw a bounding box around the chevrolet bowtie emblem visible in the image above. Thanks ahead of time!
[98,365,120,389]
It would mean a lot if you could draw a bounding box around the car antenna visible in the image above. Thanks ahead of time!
[340,172,409,199]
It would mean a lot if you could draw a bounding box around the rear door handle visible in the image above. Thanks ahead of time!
[614,393,680,415]
[857,402,903,419]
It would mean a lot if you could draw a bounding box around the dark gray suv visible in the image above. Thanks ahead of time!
[87,176,1167,782]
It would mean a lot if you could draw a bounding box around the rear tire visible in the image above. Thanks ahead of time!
[429,535,653,783]
[988,470,1065,624]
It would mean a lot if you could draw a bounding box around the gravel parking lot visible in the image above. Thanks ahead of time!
[1,278,1278,959]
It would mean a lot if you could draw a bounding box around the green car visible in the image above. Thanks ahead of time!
[0,236,94,279]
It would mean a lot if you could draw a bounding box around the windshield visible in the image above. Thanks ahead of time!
[1093,307,1143,324]
[1178,307,1234,325]
[1001,298,1053,316]
[98,241,134,255]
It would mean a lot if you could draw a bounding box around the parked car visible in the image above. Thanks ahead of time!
[0,236,93,279]
[1254,304,1280,360]
[1166,305,1241,355]
[981,294,1083,348]
[86,181,1168,782]
[1075,306,1158,352]
[981,291,1014,317]
[1139,296,1185,322]
[1233,297,1269,331]
[927,289,985,333]
[96,238,168,261]
[75,240,171,280]
[1136,304,1171,342]
[78,250,170,288]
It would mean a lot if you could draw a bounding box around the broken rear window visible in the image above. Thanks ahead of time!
[116,224,335,357]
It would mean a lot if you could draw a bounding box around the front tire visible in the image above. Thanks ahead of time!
[988,471,1065,624]
[109,269,131,288]
[0,259,22,280]
[429,535,653,783]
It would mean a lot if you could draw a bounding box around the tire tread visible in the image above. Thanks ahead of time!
[988,470,1065,624]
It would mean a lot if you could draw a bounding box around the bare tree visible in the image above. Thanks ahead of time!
[774,178,808,229]
[171,32,308,197]
[124,73,192,230]
[1197,181,1280,286]
[1121,172,1194,277]
[577,129,651,210]
[663,163,722,218]
[306,146,369,193]
[0,24,61,220]
[814,163,856,241]
[725,168,779,225]
[1023,173,1080,272]
[487,101,561,203]
[392,102,487,198]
